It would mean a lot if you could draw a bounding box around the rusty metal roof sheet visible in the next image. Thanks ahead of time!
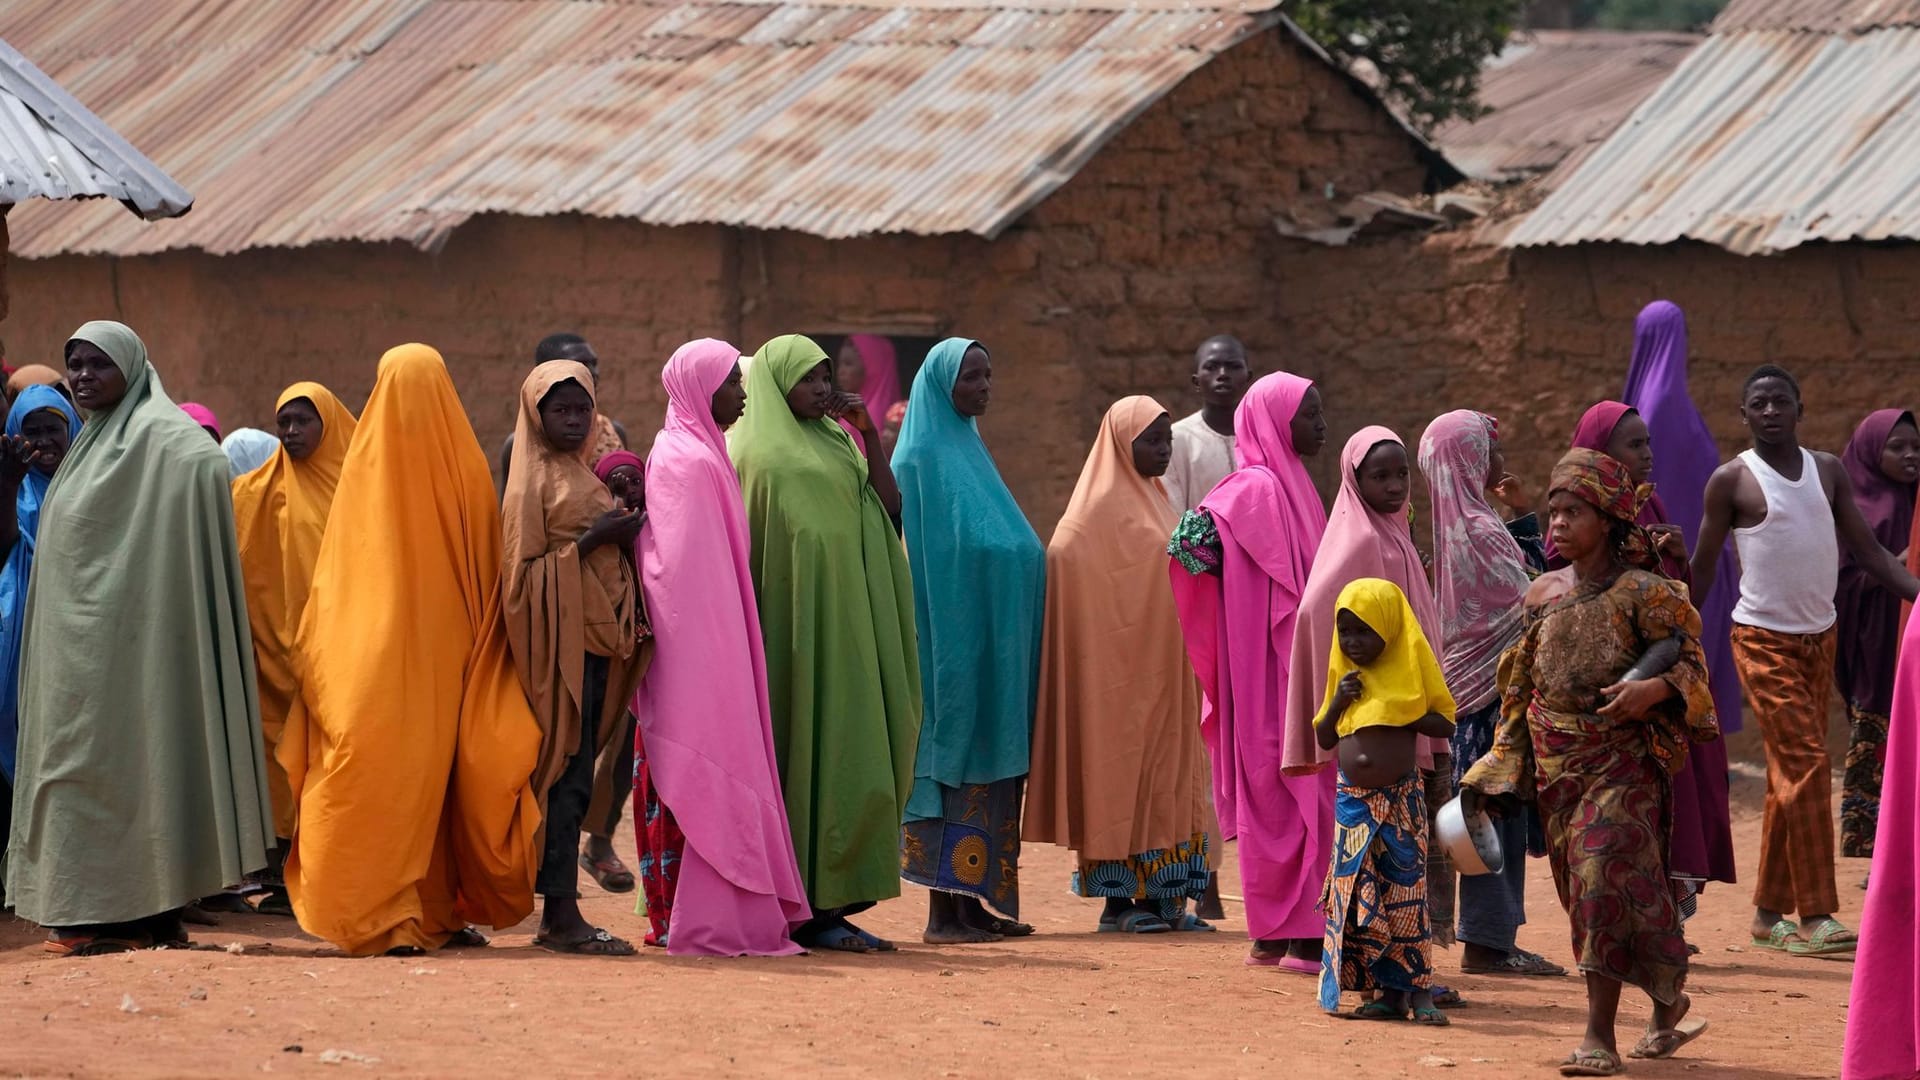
[1435,30,1698,187]
[0,0,1356,257]
[1506,23,1920,254]
[1713,0,1920,33]
[0,35,191,218]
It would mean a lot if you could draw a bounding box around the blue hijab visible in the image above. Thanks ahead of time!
[1,386,82,779]
[893,338,1045,815]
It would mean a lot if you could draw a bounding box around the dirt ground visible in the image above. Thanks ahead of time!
[0,759,1861,1079]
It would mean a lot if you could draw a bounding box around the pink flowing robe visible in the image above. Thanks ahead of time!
[1172,373,1330,941]
[633,339,810,956]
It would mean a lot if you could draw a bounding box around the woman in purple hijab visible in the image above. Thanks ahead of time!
[1836,409,1920,859]
[1621,302,1742,909]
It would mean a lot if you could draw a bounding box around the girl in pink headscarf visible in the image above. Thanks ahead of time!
[628,339,810,956]
[1169,372,1330,969]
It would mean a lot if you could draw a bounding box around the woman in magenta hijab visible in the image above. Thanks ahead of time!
[1169,371,1330,969]
[630,338,810,956]
[1844,608,1920,1080]
[1552,400,1738,912]
[1836,409,1920,860]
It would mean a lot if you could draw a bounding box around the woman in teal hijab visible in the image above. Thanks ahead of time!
[0,385,82,881]
[895,338,1045,942]
[7,321,272,955]
[730,334,921,953]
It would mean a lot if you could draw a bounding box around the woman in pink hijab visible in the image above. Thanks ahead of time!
[179,403,221,441]
[831,336,901,457]
[1170,372,1330,969]
[630,338,810,956]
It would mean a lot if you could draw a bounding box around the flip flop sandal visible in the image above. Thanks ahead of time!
[446,927,490,948]
[1630,1017,1708,1060]
[805,925,873,953]
[1788,921,1858,957]
[1462,950,1566,976]
[534,928,637,957]
[1169,913,1217,932]
[1750,919,1799,951]
[1412,1006,1451,1026]
[1559,1048,1622,1077]
[1280,956,1321,976]
[44,933,148,957]
[1431,985,1465,1008]
[578,852,637,894]
[847,925,898,952]
[251,888,296,917]
[1100,909,1171,935]
[1344,1001,1406,1022]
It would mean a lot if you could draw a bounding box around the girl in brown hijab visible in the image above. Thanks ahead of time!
[502,360,650,955]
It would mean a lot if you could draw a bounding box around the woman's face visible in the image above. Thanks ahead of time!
[1335,608,1386,666]
[1546,489,1608,563]
[1881,420,1920,485]
[1604,411,1655,485]
[604,464,644,510]
[951,347,992,418]
[538,379,594,453]
[710,362,747,428]
[65,341,126,413]
[834,341,866,391]
[1131,414,1174,478]
[1356,440,1410,517]
[1290,387,1328,457]
[20,409,72,475]
[785,361,834,420]
[276,397,325,461]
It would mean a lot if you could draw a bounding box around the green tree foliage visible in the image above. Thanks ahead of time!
[1291,0,1527,132]
[1576,0,1729,29]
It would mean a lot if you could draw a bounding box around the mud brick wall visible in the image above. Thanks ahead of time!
[0,24,1431,530]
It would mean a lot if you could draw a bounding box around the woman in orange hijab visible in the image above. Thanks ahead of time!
[231,383,357,911]
[501,359,649,955]
[281,345,543,956]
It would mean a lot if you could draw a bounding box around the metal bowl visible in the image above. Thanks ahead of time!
[1436,794,1504,876]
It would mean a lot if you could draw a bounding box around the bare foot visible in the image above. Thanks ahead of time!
[923,924,1003,945]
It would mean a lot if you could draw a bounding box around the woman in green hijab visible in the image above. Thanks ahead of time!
[730,334,921,953]
[6,321,273,955]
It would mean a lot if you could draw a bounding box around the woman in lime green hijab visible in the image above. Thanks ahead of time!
[730,334,920,953]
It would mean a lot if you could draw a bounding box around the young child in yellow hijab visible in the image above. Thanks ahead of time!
[1312,578,1457,1024]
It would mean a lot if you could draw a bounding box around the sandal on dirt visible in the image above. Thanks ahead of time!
[847,925,898,952]
[1630,1017,1708,1060]
[1100,909,1172,935]
[983,918,1035,937]
[446,927,490,948]
[1751,919,1799,951]
[1432,985,1465,1008]
[534,927,636,956]
[251,887,295,917]
[578,852,637,894]
[44,932,149,957]
[1462,950,1566,976]
[1412,1005,1451,1026]
[805,925,873,953]
[1344,1000,1406,1022]
[1169,913,1217,932]
[1787,920,1857,957]
[1559,1048,1623,1077]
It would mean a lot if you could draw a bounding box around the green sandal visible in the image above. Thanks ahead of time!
[1751,919,1798,951]
[1787,919,1857,957]
[1412,1005,1451,1026]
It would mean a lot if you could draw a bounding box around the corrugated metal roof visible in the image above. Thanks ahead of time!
[1507,23,1920,253]
[0,0,1391,258]
[1713,0,1920,33]
[0,35,191,218]
[1434,30,1698,186]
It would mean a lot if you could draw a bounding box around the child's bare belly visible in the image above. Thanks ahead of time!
[1336,726,1420,788]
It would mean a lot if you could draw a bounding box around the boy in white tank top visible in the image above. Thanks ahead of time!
[1693,364,1920,957]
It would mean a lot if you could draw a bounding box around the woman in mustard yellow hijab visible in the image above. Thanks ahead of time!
[231,383,357,911]
[282,345,544,956]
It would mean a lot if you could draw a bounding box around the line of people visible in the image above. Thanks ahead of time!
[1,309,1916,1075]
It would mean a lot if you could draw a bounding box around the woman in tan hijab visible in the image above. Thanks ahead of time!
[501,359,649,955]
[1025,396,1216,933]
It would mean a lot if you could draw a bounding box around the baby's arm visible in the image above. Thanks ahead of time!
[1623,636,1682,683]
[1410,711,1456,739]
